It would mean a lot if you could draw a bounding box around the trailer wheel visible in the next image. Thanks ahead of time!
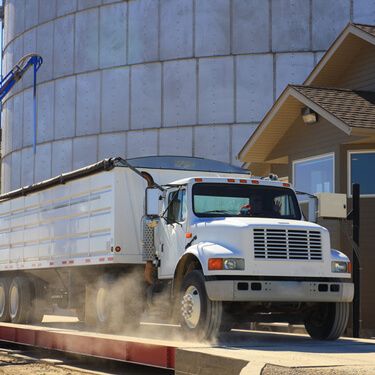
[304,302,349,340]
[89,274,143,333]
[9,277,32,323]
[94,276,113,331]
[179,271,222,340]
[0,278,11,322]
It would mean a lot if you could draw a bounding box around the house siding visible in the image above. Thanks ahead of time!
[268,117,375,333]
[341,143,375,332]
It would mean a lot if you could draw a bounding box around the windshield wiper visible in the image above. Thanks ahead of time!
[199,210,231,215]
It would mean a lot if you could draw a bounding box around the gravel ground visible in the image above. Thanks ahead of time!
[262,365,375,374]
[0,352,86,375]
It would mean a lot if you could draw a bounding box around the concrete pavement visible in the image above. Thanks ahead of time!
[38,316,375,374]
[175,330,375,375]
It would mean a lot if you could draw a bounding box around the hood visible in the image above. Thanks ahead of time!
[192,216,324,230]
[190,216,327,255]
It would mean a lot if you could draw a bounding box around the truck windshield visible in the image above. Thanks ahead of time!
[193,183,301,220]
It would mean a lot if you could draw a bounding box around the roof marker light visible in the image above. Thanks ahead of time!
[227,179,235,183]
[283,183,290,187]
[195,178,203,182]
[239,179,247,184]
[251,180,260,184]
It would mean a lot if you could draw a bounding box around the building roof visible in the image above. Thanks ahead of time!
[238,85,375,164]
[292,85,375,130]
[354,23,375,38]
[238,22,375,165]
[305,23,375,86]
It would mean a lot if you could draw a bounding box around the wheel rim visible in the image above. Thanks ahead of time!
[96,287,108,323]
[10,285,19,319]
[181,286,201,329]
[0,286,5,317]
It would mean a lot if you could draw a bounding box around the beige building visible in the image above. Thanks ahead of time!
[239,23,375,336]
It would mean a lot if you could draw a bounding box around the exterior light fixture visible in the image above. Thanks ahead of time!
[301,107,318,124]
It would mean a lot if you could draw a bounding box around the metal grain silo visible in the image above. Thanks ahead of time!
[1,0,374,192]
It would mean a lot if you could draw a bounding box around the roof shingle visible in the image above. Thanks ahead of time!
[353,23,375,38]
[291,85,375,130]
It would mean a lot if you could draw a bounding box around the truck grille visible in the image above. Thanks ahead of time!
[253,229,322,260]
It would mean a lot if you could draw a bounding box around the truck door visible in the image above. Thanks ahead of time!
[158,188,187,278]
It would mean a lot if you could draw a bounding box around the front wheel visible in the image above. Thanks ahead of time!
[304,302,350,340]
[179,271,222,340]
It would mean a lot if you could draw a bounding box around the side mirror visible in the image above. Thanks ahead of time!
[297,192,318,222]
[146,188,160,216]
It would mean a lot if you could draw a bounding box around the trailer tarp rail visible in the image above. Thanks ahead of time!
[0,157,124,202]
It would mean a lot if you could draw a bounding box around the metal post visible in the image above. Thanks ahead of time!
[352,183,360,338]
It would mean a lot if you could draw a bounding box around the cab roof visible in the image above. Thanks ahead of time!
[168,176,292,189]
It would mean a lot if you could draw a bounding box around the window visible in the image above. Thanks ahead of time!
[348,151,375,196]
[293,153,334,194]
[192,183,301,220]
[167,189,187,223]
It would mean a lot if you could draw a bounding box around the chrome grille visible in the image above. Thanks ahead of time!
[253,228,322,260]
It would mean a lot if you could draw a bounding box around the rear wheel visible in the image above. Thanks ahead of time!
[85,275,114,331]
[304,302,349,340]
[179,271,223,340]
[86,273,143,333]
[9,277,32,323]
[0,278,11,322]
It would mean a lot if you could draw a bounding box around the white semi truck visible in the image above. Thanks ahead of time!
[0,156,353,340]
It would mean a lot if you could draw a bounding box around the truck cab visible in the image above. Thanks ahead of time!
[150,176,353,340]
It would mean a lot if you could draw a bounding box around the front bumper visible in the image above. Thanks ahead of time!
[205,278,354,303]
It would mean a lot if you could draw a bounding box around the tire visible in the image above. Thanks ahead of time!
[179,270,223,340]
[92,275,114,331]
[304,302,350,340]
[29,280,46,324]
[9,277,32,324]
[0,278,11,322]
[88,273,143,333]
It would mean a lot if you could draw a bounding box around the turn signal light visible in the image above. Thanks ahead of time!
[185,232,193,238]
[208,258,224,270]
[348,262,352,274]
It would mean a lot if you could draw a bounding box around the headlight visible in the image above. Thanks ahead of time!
[331,261,350,273]
[208,258,245,271]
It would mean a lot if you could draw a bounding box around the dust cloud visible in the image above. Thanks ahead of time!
[79,268,217,345]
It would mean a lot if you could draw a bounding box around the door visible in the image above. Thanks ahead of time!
[158,188,188,278]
